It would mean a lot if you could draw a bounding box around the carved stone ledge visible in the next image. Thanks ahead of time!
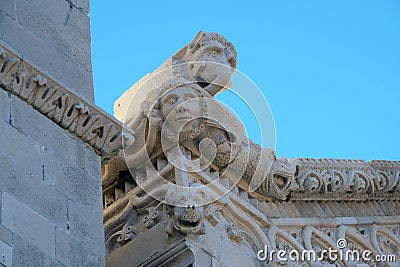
[0,44,134,163]
[288,158,400,201]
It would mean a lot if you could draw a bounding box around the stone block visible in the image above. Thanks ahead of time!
[0,153,69,229]
[0,120,43,181]
[1,193,56,257]
[17,0,70,27]
[56,228,103,267]
[12,234,58,267]
[67,199,105,256]
[44,159,102,210]
[0,89,10,123]
[0,239,12,267]
[16,0,92,67]
[9,94,100,178]
[67,7,90,39]
[0,15,94,101]
[0,0,16,20]
[0,123,69,228]
[0,224,13,246]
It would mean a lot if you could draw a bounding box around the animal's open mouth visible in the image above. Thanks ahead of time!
[195,76,210,88]
[178,218,199,228]
[175,113,192,121]
[273,174,289,188]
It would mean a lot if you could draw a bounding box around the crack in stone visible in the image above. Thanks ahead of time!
[66,201,70,231]
[42,164,45,181]
[64,4,73,26]
[7,92,12,125]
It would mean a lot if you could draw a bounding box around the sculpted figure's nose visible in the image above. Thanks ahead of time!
[177,104,188,113]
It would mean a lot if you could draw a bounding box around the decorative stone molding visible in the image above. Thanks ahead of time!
[103,162,400,265]
[289,158,400,201]
[0,44,134,163]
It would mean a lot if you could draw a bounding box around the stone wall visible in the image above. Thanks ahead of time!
[0,0,108,266]
[0,88,105,266]
[0,0,93,102]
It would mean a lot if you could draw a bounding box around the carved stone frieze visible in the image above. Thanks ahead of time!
[0,44,135,163]
[103,173,400,264]
[289,158,400,201]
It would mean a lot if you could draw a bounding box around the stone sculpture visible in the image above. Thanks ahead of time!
[120,77,296,201]
[103,31,296,204]
[102,31,400,266]
[165,184,207,235]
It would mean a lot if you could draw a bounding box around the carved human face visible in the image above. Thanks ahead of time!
[159,86,202,134]
[189,43,236,95]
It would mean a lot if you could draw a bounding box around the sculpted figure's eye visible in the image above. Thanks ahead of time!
[168,98,177,105]
[228,58,236,68]
[212,47,223,56]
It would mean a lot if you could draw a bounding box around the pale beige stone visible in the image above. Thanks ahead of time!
[103,31,400,266]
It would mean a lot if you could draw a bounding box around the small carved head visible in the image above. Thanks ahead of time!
[174,31,238,96]
[165,186,207,235]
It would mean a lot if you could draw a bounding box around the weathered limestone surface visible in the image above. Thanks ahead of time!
[0,0,118,266]
[0,97,106,265]
[0,0,93,101]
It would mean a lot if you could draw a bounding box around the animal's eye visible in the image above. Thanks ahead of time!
[212,47,223,55]
[228,57,236,68]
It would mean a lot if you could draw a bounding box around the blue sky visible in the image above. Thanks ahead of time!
[91,1,399,161]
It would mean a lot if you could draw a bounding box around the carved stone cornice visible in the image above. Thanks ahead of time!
[0,43,134,163]
[102,162,400,266]
[289,158,400,201]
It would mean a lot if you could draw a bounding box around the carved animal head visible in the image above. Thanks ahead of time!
[173,31,237,96]
[267,157,297,199]
[165,185,207,235]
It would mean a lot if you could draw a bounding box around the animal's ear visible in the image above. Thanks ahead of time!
[173,31,205,59]
[173,46,187,60]
[188,31,205,49]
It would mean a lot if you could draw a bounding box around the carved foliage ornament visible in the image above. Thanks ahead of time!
[291,159,400,200]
